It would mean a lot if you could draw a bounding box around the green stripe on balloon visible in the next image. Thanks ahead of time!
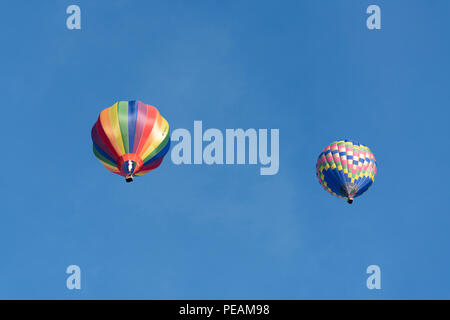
[118,101,129,153]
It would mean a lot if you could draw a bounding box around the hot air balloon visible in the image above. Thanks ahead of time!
[316,140,377,204]
[91,100,170,182]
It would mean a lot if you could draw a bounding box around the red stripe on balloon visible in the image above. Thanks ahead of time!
[94,116,121,161]
[135,104,158,156]
[132,101,147,154]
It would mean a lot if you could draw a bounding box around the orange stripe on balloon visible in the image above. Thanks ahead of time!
[100,161,121,173]
[140,113,163,160]
[109,104,126,155]
[141,116,168,161]
[99,103,123,157]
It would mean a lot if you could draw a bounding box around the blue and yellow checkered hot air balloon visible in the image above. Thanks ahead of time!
[316,140,377,204]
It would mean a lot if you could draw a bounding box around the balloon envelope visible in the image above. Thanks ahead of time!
[91,100,170,181]
[316,140,377,203]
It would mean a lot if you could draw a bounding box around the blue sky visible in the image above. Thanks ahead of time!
[1,0,449,299]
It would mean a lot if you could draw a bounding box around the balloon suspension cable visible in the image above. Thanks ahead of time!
[347,198,353,204]
[125,175,133,183]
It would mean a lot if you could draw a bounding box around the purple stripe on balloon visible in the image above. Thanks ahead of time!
[91,124,118,161]
[132,101,148,154]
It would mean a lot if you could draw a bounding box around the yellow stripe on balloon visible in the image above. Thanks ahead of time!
[99,103,123,157]
[100,160,120,173]
[109,104,126,155]
[141,114,169,161]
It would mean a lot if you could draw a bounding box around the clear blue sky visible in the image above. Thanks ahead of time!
[0,0,449,299]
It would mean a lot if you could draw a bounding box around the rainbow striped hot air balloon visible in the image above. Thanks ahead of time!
[316,140,377,204]
[91,100,170,182]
